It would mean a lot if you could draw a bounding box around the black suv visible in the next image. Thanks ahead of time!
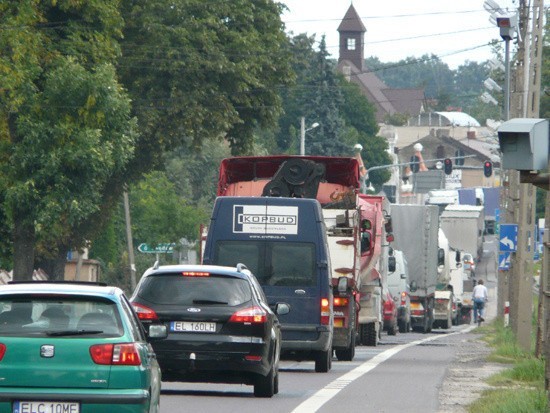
[130,263,288,397]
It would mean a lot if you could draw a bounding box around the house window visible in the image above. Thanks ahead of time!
[347,38,356,50]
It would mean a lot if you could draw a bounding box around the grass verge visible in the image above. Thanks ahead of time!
[468,320,548,413]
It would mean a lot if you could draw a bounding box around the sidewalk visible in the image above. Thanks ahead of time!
[437,256,506,413]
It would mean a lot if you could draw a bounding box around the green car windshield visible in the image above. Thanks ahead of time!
[0,296,123,337]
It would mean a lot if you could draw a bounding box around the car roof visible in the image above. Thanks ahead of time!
[143,264,253,280]
[0,282,121,299]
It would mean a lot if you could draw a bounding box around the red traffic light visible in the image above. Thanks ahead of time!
[483,161,493,177]
[444,158,453,175]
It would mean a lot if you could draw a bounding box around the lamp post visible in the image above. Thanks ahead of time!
[497,15,517,121]
[300,117,319,156]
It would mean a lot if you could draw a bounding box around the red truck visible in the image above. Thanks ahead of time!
[213,155,396,356]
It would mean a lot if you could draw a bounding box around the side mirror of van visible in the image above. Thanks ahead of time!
[360,231,371,253]
[275,302,290,316]
[388,256,396,273]
[410,281,418,292]
[455,250,461,264]
[438,248,445,266]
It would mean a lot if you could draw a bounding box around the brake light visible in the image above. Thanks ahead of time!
[400,292,407,306]
[181,271,210,277]
[131,303,158,321]
[0,344,5,361]
[321,298,330,325]
[229,306,267,324]
[333,297,349,307]
[90,343,141,366]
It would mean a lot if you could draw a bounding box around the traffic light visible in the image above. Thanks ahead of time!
[444,158,453,175]
[410,155,420,173]
[483,160,493,177]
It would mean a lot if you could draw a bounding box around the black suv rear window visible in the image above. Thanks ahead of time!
[137,274,252,306]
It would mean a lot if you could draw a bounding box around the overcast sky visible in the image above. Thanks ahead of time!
[280,0,517,69]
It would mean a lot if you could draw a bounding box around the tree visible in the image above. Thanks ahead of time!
[0,1,137,279]
[118,0,294,160]
[304,37,348,156]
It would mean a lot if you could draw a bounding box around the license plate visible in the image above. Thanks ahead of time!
[171,321,216,333]
[14,401,80,413]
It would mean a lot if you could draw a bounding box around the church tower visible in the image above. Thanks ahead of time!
[337,4,366,71]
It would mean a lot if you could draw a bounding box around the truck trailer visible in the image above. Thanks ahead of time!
[391,204,439,333]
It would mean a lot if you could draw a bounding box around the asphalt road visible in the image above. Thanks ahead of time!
[159,235,499,413]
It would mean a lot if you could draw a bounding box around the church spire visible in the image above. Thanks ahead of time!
[338,4,366,71]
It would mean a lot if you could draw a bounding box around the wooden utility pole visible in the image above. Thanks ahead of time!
[506,0,543,352]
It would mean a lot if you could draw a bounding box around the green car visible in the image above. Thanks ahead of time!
[0,281,161,413]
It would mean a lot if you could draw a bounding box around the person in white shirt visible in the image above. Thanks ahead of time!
[472,279,488,323]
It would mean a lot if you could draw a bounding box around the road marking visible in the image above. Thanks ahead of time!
[291,328,475,413]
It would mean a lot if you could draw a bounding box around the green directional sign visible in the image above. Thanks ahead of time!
[137,243,175,254]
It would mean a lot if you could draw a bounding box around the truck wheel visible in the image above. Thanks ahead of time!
[361,323,378,346]
[335,330,356,361]
[387,322,397,336]
[314,349,331,373]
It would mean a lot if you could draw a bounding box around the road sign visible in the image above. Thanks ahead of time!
[137,243,175,254]
[499,224,518,252]
[499,252,511,270]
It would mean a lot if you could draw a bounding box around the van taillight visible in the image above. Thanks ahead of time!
[0,343,5,361]
[400,292,407,306]
[131,303,158,321]
[90,343,141,366]
[321,298,330,325]
[229,306,267,324]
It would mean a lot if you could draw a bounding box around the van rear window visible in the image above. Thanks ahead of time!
[215,241,317,287]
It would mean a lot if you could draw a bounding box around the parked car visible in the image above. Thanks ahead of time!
[130,263,288,397]
[0,281,161,413]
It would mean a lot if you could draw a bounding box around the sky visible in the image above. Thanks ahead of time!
[280,0,517,69]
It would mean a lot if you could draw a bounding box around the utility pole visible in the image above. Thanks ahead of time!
[506,0,543,352]
[123,190,137,290]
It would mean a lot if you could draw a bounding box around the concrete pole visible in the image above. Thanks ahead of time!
[300,117,305,156]
[123,190,137,290]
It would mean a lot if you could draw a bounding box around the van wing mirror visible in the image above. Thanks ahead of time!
[275,302,290,315]
[388,256,396,273]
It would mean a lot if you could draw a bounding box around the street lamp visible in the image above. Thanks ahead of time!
[496,14,517,121]
[300,117,319,156]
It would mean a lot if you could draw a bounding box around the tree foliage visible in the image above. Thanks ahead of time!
[118,0,294,160]
[0,0,136,279]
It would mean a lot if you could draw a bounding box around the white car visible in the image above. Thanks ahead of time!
[463,253,476,275]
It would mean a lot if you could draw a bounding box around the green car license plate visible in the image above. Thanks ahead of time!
[14,401,80,413]
[171,321,216,333]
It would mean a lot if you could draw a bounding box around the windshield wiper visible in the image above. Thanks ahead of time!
[46,329,104,336]
[192,299,228,305]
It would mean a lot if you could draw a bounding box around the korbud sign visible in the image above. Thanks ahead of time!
[233,205,298,234]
